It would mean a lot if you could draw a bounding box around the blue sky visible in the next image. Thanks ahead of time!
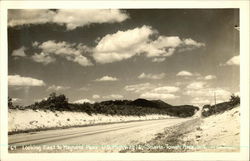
[8,9,239,106]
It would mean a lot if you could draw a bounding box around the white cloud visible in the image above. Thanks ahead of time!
[191,97,210,105]
[234,91,240,96]
[53,9,129,30]
[125,83,179,100]
[73,99,94,104]
[225,55,240,66]
[78,87,89,91]
[93,25,155,64]
[35,97,48,102]
[124,83,155,93]
[183,38,205,47]
[138,73,165,80]
[95,76,118,82]
[103,94,124,100]
[140,92,179,100]
[176,70,193,76]
[33,40,93,66]
[204,75,216,80]
[184,87,232,102]
[8,75,45,86]
[12,98,22,103]
[152,86,180,93]
[12,46,26,57]
[8,10,55,27]
[93,26,205,64]
[37,41,80,56]
[31,52,56,65]
[152,57,166,63]
[92,94,100,99]
[8,9,129,30]
[47,85,70,91]
[187,81,207,90]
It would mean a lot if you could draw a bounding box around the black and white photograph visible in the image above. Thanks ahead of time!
[0,1,249,161]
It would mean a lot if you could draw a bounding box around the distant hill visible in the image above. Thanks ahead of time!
[129,98,172,109]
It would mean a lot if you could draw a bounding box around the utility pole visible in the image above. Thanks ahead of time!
[214,92,217,113]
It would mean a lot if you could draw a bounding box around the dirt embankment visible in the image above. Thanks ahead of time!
[8,109,173,134]
[122,106,240,153]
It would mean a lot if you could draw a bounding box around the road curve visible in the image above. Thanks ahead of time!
[9,118,190,153]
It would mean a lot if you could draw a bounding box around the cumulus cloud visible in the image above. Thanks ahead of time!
[8,10,55,27]
[93,25,155,64]
[152,86,180,93]
[184,87,232,102]
[183,38,205,47]
[78,87,89,91]
[125,83,179,100]
[92,94,101,99]
[93,26,205,64]
[8,75,45,86]
[53,9,129,30]
[140,93,179,100]
[224,55,240,66]
[47,85,70,91]
[191,97,210,105]
[152,57,166,63]
[12,98,22,103]
[31,52,56,65]
[8,9,129,30]
[95,76,118,82]
[73,99,94,104]
[12,46,27,57]
[138,73,165,80]
[33,41,93,66]
[103,94,124,100]
[204,75,216,80]
[187,81,207,90]
[176,70,193,76]
[124,83,155,93]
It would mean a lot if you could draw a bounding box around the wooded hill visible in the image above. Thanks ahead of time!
[9,93,199,118]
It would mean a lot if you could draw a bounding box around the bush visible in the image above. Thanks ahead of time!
[27,92,69,111]
[202,94,240,117]
[229,94,240,106]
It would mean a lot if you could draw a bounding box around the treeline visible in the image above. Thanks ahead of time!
[202,94,240,117]
[8,93,199,118]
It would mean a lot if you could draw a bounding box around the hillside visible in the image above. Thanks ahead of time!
[121,104,240,153]
[10,93,199,118]
[183,105,240,152]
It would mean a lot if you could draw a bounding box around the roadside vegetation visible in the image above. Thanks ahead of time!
[9,92,199,118]
[121,95,240,153]
[201,94,240,117]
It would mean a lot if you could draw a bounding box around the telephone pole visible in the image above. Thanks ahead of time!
[214,92,217,108]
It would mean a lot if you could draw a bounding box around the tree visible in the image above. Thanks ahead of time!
[229,94,240,106]
[8,97,14,109]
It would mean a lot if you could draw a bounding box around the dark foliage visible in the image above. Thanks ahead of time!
[10,93,199,117]
[201,94,240,117]
[8,97,14,109]
[129,98,172,109]
[25,92,69,111]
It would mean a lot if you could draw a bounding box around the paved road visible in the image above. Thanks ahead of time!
[8,118,190,153]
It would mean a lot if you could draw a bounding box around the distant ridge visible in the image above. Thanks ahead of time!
[129,98,172,109]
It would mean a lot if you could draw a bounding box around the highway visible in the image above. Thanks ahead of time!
[8,118,190,153]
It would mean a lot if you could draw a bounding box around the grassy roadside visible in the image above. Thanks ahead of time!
[120,118,202,153]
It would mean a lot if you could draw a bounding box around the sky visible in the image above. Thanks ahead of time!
[8,9,240,107]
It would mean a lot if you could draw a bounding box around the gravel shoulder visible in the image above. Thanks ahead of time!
[122,106,240,153]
